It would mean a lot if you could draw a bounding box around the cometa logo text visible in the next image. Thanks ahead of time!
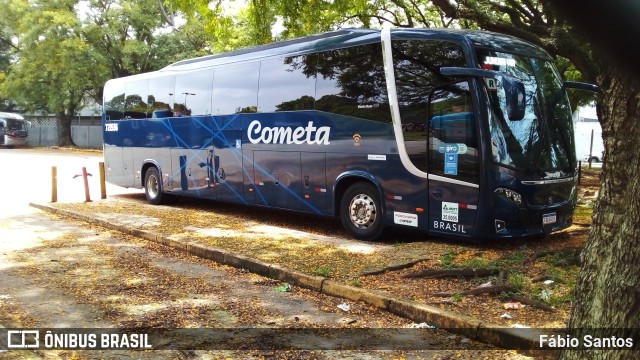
[247,120,331,145]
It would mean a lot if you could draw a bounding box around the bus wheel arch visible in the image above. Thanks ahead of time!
[336,178,385,241]
[143,165,164,205]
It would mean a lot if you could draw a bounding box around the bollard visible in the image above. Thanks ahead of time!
[578,161,582,185]
[51,166,57,203]
[73,167,93,202]
[82,167,91,202]
[99,162,106,199]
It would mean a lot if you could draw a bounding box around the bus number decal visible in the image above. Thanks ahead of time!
[442,202,459,222]
[247,120,330,145]
[105,123,118,132]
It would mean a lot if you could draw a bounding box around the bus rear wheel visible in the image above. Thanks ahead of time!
[340,182,385,241]
[144,167,164,205]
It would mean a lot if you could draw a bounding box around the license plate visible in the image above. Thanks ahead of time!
[542,212,557,225]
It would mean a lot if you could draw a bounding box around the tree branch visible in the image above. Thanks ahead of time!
[402,268,500,279]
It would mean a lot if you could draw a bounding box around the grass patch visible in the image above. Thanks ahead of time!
[313,266,333,278]
[507,271,527,293]
[540,249,581,267]
[496,250,527,268]
[574,205,594,223]
[462,256,490,269]
[440,251,458,269]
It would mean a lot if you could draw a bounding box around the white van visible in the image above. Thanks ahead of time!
[0,112,30,147]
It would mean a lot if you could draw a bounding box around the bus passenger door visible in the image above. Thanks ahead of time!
[212,130,244,203]
[301,152,327,214]
[427,82,480,237]
[253,151,302,210]
[167,117,214,197]
[171,149,213,197]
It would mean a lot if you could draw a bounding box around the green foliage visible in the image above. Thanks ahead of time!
[439,250,457,269]
[462,256,489,269]
[313,266,333,277]
[497,250,527,267]
[507,271,526,293]
[540,249,581,268]
[0,0,205,144]
[1,0,99,116]
[165,0,595,95]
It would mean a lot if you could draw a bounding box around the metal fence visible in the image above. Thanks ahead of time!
[25,116,103,149]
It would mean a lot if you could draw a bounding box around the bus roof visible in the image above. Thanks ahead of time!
[0,112,25,120]
[163,28,379,71]
[160,28,550,73]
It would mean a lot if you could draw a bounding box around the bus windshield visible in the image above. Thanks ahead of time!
[4,119,28,131]
[478,50,575,176]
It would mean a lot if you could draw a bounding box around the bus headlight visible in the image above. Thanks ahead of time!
[495,187,523,206]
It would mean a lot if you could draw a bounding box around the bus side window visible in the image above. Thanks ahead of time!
[393,39,467,173]
[258,55,317,112]
[428,81,480,184]
[125,80,149,119]
[174,70,213,117]
[149,76,175,118]
[315,43,391,123]
[212,63,260,115]
[104,82,125,121]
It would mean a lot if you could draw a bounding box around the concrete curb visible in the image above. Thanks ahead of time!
[30,202,548,356]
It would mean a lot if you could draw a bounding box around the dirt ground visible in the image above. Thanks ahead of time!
[357,168,601,329]
[1,208,531,359]
[358,168,601,329]
[40,168,601,342]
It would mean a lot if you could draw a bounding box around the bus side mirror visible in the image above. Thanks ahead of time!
[564,81,599,93]
[502,77,526,121]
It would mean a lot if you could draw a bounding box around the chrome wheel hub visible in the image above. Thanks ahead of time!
[147,175,159,198]
[349,194,377,229]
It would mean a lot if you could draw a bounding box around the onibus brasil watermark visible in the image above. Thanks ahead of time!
[4,329,152,350]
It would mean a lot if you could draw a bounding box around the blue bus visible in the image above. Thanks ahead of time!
[102,28,596,241]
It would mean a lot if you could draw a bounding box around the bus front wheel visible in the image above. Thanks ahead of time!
[340,182,384,241]
[144,167,164,205]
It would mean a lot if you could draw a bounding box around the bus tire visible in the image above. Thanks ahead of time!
[144,167,164,205]
[340,182,384,241]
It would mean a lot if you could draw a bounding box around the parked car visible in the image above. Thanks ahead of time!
[583,151,604,163]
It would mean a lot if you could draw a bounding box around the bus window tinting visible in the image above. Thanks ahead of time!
[315,43,391,123]
[148,76,175,118]
[104,82,125,120]
[393,40,467,173]
[174,70,213,117]
[124,80,149,119]
[258,55,317,112]
[428,81,480,184]
[212,63,260,115]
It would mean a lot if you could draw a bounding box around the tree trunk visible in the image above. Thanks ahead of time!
[561,65,640,359]
[56,111,75,147]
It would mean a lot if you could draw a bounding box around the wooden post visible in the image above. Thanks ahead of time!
[99,162,106,199]
[588,128,594,169]
[51,166,57,203]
